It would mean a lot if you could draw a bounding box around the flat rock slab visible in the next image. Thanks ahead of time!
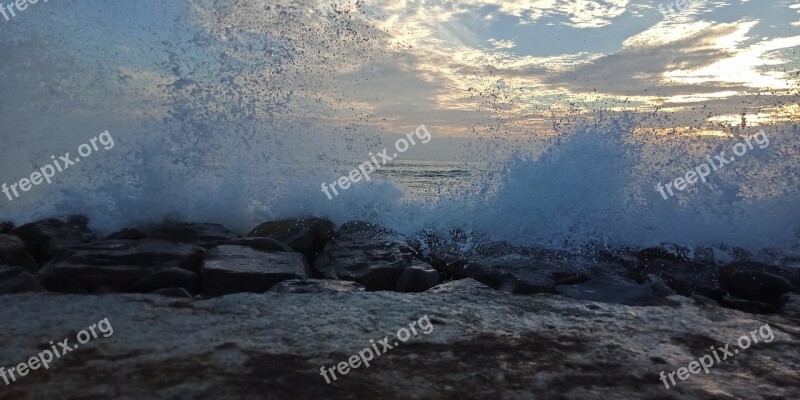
[0,291,798,399]
[269,279,365,294]
[202,245,307,296]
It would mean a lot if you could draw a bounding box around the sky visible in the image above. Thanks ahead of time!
[0,0,798,162]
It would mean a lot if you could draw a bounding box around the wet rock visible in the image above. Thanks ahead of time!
[395,264,440,292]
[0,233,38,273]
[269,279,365,294]
[0,265,45,293]
[426,278,495,294]
[722,270,794,305]
[222,237,293,253]
[640,259,723,300]
[636,245,689,264]
[35,239,206,293]
[689,295,720,307]
[133,267,199,293]
[12,216,96,264]
[721,261,800,294]
[150,222,240,247]
[202,245,306,296]
[249,217,335,264]
[314,222,432,291]
[555,280,657,306]
[105,228,147,240]
[152,287,194,299]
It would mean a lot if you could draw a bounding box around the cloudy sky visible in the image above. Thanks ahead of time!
[1,0,798,160]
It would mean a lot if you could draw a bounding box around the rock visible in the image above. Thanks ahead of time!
[426,278,495,294]
[152,287,194,299]
[314,222,433,291]
[3,287,799,399]
[150,222,240,247]
[202,245,306,296]
[396,265,440,293]
[0,265,45,293]
[35,239,206,293]
[719,295,785,314]
[640,260,722,300]
[721,261,800,294]
[636,245,688,264]
[462,261,558,295]
[248,217,335,264]
[12,216,96,264]
[269,279,365,294]
[555,280,656,306]
[222,237,293,253]
[721,270,794,305]
[0,233,38,273]
[690,295,720,307]
[133,267,199,293]
[105,228,147,240]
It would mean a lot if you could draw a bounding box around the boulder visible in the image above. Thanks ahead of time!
[35,239,206,293]
[105,228,147,240]
[150,222,240,247]
[639,259,723,300]
[721,261,800,294]
[202,245,306,296]
[721,270,793,305]
[555,280,657,306]
[222,237,293,253]
[314,222,433,291]
[396,264,440,292]
[152,287,194,299]
[134,267,199,293]
[269,279,365,294]
[248,217,335,264]
[0,233,38,273]
[13,216,96,264]
[0,265,45,294]
[426,278,495,294]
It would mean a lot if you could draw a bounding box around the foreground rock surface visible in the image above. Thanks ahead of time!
[1,291,798,399]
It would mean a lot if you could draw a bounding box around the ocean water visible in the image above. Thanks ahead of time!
[0,0,798,258]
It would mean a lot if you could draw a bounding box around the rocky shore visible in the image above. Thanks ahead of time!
[1,216,799,399]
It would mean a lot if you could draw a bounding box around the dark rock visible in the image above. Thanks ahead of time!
[644,273,676,297]
[0,265,46,293]
[555,280,656,306]
[150,222,240,247]
[721,261,800,294]
[152,287,194,299]
[426,278,496,294]
[269,279,365,294]
[134,267,198,293]
[13,216,96,265]
[0,233,38,273]
[721,270,794,305]
[222,237,293,253]
[396,265,440,292]
[636,245,688,264]
[35,239,206,293]
[719,295,786,314]
[640,259,723,299]
[248,217,335,265]
[202,245,306,296]
[314,222,433,291]
[105,228,147,240]
[690,295,720,307]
